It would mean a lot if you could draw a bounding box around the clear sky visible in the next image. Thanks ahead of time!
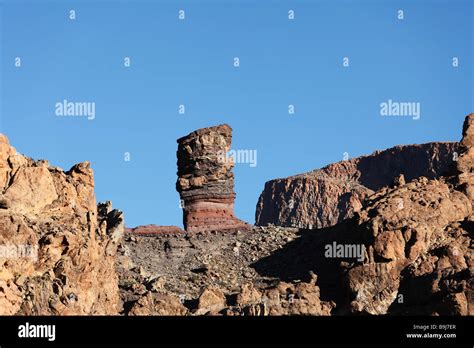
[1,0,472,228]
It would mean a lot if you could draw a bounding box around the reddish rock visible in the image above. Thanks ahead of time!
[195,286,227,315]
[256,142,458,229]
[125,225,185,236]
[176,124,249,233]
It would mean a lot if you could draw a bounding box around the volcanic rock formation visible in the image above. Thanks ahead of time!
[2,114,472,317]
[0,135,123,315]
[176,124,249,233]
[256,142,458,229]
[457,114,474,203]
[251,114,474,315]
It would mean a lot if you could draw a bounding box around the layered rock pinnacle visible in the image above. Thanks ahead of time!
[176,124,248,233]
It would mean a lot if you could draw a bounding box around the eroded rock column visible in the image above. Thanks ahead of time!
[176,124,248,233]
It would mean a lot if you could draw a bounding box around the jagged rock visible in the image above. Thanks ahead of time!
[147,276,166,292]
[195,286,227,315]
[457,113,474,202]
[98,201,125,256]
[235,280,333,316]
[310,115,474,315]
[342,177,472,315]
[176,124,249,233]
[392,174,406,187]
[256,142,458,229]
[236,282,262,307]
[128,291,188,316]
[113,114,473,317]
[0,134,121,315]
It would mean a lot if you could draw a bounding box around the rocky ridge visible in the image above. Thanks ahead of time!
[0,113,472,316]
[0,135,123,315]
[256,142,458,229]
[118,114,472,316]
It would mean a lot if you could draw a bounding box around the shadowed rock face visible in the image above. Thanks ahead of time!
[0,135,123,315]
[256,142,458,229]
[251,114,474,316]
[176,124,249,233]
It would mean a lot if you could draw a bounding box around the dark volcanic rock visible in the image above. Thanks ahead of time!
[256,142,458,229]
[116,113,472,316]
[176,124,249,233]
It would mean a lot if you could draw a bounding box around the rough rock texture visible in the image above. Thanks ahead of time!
[128,291,188,316]
[116,226,334,316]
[195,285,227,315]
[456,113,474,203]
[3,113,471,317]
[256,142,458,229]
[252,114,474,315]
[117,114,472,316]
[125,225,185,236]
[176,124,249,233]
[0,135,123,315]
[341,177,473,315]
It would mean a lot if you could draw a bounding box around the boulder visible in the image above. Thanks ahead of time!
[128,291,188,316]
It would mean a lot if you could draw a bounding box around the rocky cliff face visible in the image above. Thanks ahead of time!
[176,124,249,233]
[0,135,123,315]
[256,142,458,229]
[457,114,474,202]
[340,176,472,315]
[2,114,471,317]
[332,115,473,314]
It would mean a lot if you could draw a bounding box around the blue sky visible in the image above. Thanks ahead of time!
[1,0,473,228]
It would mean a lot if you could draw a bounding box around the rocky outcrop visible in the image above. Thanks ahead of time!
[256,142,458,229]
[0,135,123,315]
[115,115,472,316]
[2,111,470,317]
[125,225,185,236]
[176,124,249,233]
[340,177,472,315]
[456,113,474,203]
[251,114,473,315]
[228,278,334,316]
